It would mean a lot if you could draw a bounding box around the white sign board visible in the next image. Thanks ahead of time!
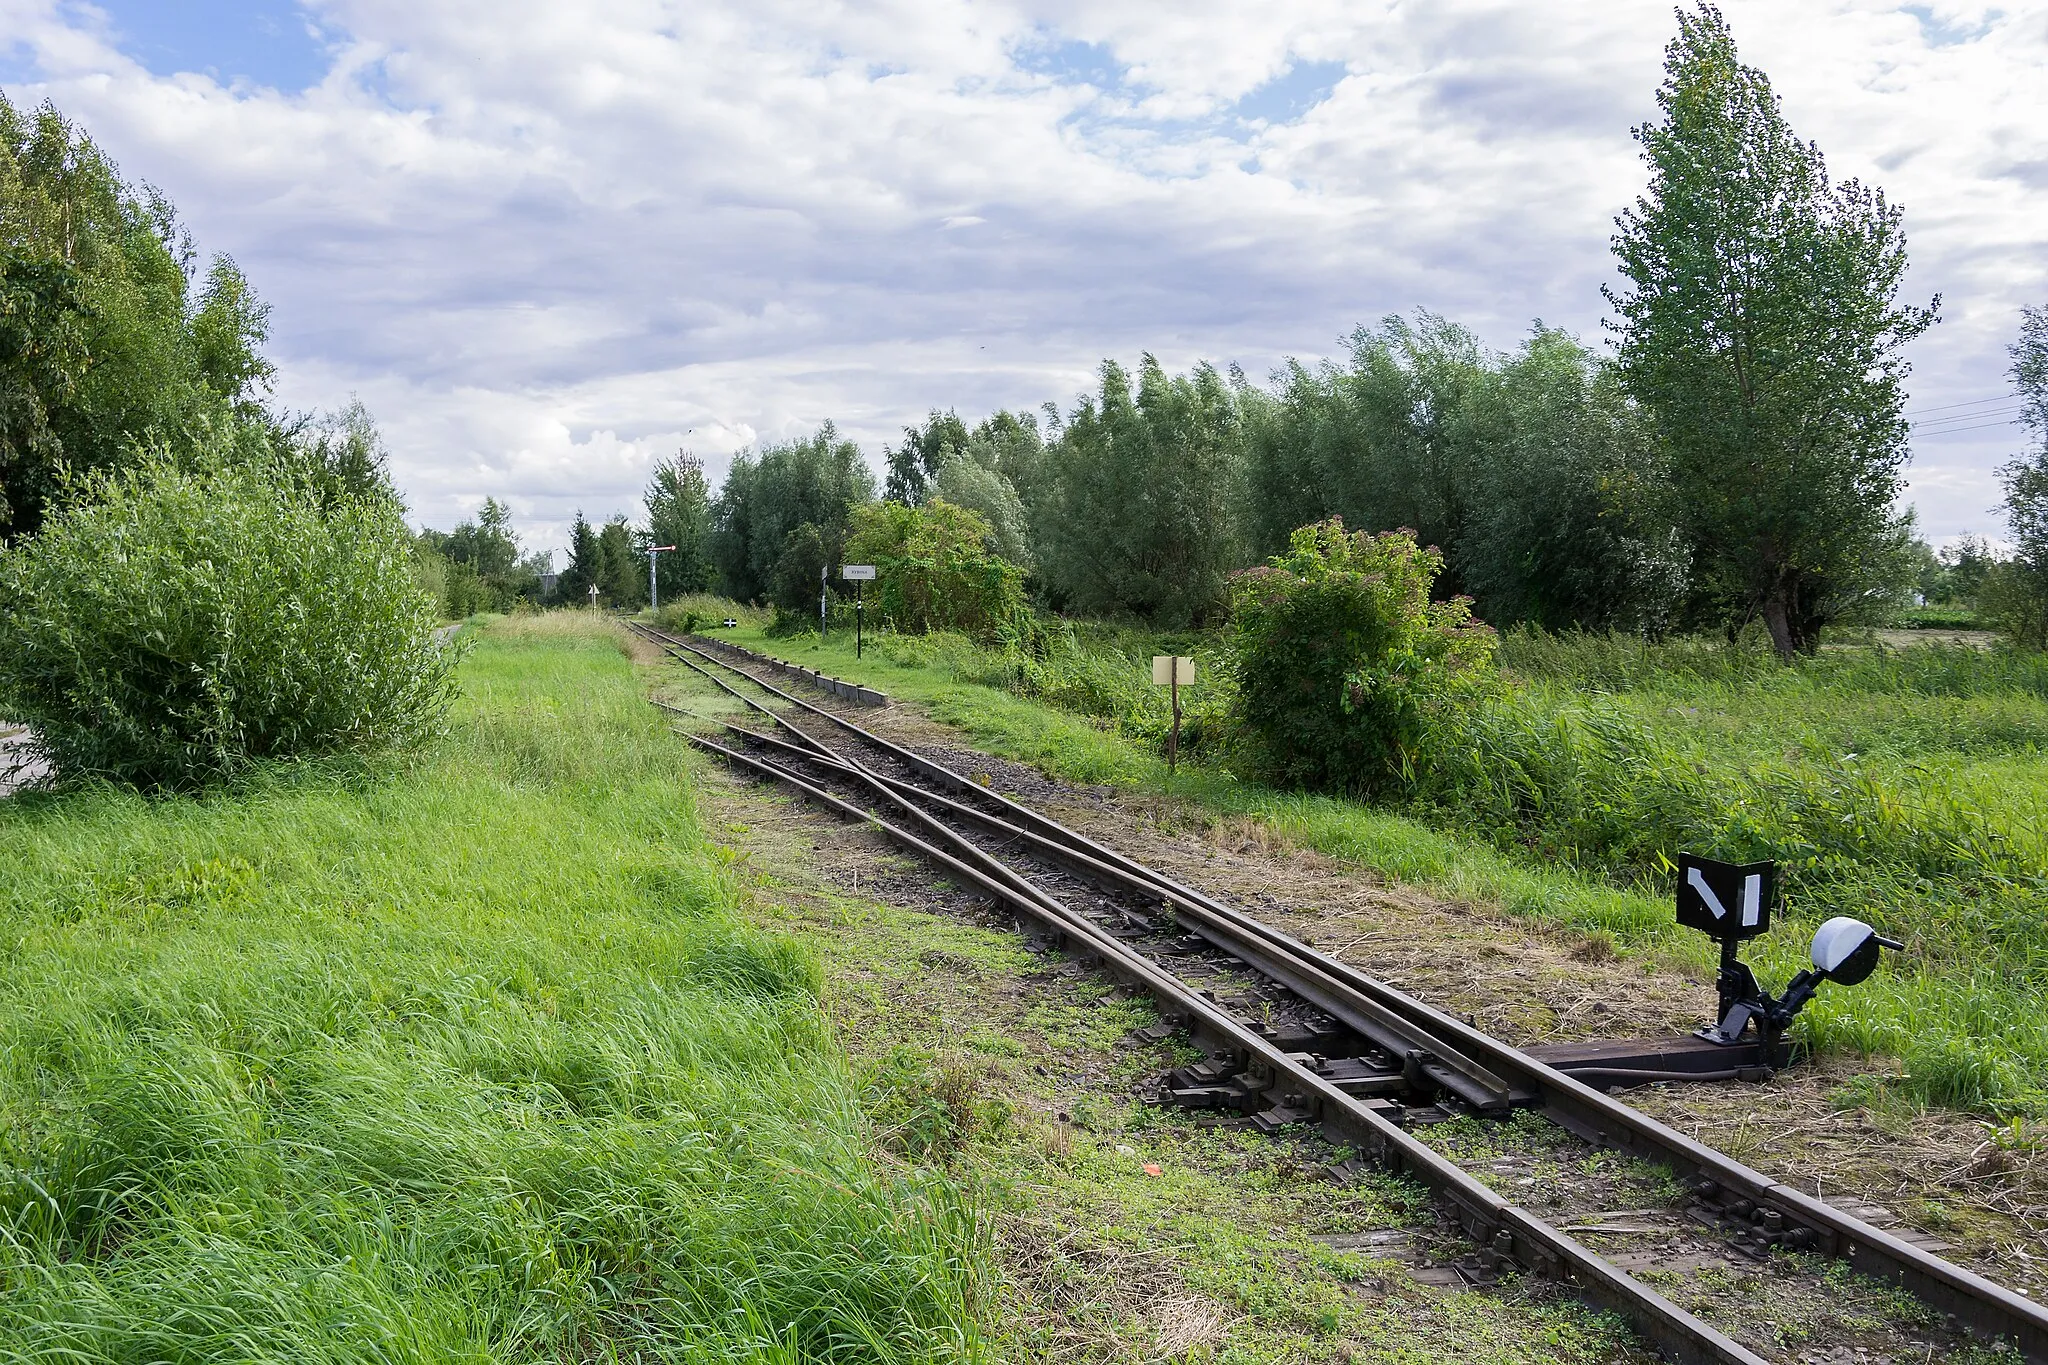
[841,564,878,581]
[1151,656,1195,686]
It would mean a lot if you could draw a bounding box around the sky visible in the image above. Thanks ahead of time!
[1,0,2043,562]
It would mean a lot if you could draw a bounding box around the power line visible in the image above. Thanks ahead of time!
[1912,417,2026,437]
[1910,406,2022,428]
[1912,403,2022,425]
[1904,392,2021,417]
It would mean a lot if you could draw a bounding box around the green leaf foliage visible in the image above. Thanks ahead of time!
[644,451,716,600]
[1227,520,1497,794]
[0,95,276,541]
[844,499,1025,640]
[0,447,455,789]
[709,424,875,604]
[1606,4,1935,655]
[1038,356,1242,625]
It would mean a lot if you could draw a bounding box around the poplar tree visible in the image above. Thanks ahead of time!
[1607,5,1936,656]
[644,451,714,597]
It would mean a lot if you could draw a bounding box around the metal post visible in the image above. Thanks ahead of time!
[820,564,828,640]
[644,546,676,614]
[855,581,864,658]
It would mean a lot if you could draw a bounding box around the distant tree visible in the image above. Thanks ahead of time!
[597,515,646,609]
[933,448,1033,568]
[443,498,519,578]
[767,522,830,616]
[2015,304,2048,453]
[1240,314,1491,576]
[645,451,715,597]
[1922,534,1996,607]
[969,410,1050,514]
[1038,356,1242,624]
[1606,5,1937,656]
[1457,327,1688,633]
[885,409,970,505]
[557,511,601,606]
[294,397,397,509]
[708,424,875,603]
[1982,307,2048,647]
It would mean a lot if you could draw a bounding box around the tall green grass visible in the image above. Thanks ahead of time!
[0,615,987,1362]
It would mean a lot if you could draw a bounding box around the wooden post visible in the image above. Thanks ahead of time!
[1169,670,1180,773]
[1152,656,1193,775]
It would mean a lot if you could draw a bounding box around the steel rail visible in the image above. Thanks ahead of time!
[682,725,1766,1365]
[639,623,2048,1361]
[704,709,1521,1110]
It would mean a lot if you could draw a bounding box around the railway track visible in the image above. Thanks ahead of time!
[632,621,2045,1365]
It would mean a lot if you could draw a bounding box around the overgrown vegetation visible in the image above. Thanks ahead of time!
[843,500,1024,640]
[1227,521,1496,794]
[730,607,2048,1116]
[0,451,453,790]
[0,617,990,1359]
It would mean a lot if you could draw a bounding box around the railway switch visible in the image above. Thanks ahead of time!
[1681,855,1904,1057]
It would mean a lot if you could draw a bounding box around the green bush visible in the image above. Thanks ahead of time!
[0,455,454,789]
[652,594,768,634]
[844,499,1025,640]
[1897,604,1980,630]
[1227,520,1497,792]
[1978,560,2048,650]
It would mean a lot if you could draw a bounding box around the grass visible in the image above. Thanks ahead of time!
[705,615,2048,1117]
[0,614,987,1363]
[693,771,1655,1364]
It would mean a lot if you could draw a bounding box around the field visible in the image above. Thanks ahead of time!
[0,616,985,1361]
[703,616,2048,1119]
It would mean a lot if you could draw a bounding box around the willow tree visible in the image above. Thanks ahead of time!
[0,96,275,541]
[1038,356,1242,625]
[1607,5,1936,656]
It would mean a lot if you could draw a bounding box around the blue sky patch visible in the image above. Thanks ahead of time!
[1232,59,1347,126]
[1013,35,1135,95]
[74,0,334,92]
[1901,4,1997,47]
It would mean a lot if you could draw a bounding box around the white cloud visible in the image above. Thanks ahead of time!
[1,0,2042,552]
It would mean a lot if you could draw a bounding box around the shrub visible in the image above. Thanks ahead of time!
[1226,519,1496,792]
[0,454,455,789]
[1978,560,2048,651]
[843,499,1025,640]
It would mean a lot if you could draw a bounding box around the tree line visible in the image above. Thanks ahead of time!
[657,8,2034,659]
[355,7,2048,657]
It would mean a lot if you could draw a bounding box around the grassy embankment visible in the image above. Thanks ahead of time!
[0,615,986,1361]
[695,615,2048,1119]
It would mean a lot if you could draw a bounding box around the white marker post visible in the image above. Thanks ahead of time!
[1151,655,1194,773]
[645,545,676,612]
[842,564,877,657]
